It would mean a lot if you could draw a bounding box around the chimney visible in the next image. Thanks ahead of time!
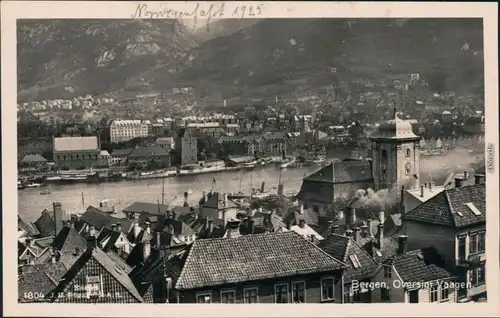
[145,221,151,234]
[474,174,485,185]
[337,210,344,220]
[350,208,357,225]
[207,217,214,233]
[87,234,97,249]
[299,204,304,214]
[75,247,80,257]
[53,202,63,237]
[184,191,189,206]
[156,231,161,248]
[298,218,306,229]
[203,191,208,203]
[223,193,228,207]
[133,218,141,238]
[463,171,469,180]
[333,224,340,234]
[143,236,151,261]
[424,182,427,188]
[116,222,122,233]
[360,224,368,238]
[258,207,263,213]
[111,224,117,232]
[379,211,385,224]
[377,223,384,250]
[51,253,57,264]
[454,177,463,188]
[345,229,353,238]
[247,217,255,234]
[397,235,408,255]
[429,182,434,190]
[352,227,361,242]
[420,185,424,198]
[226,219,241,238]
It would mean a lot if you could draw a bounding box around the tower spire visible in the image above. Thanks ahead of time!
[393,106,398,119]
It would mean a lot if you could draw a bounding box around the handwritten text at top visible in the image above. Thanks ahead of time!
[130,3,265,23]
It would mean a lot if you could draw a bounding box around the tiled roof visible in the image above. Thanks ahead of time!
[402,184,485,228]
[35,262,68,282]
[202,192,238,210]
[106,250,133,274]
[123,202,169,216]
[18,271,57,302]
[175,231,347,290]
[34,210,56,238]
[54,136,99,152]
[18,215,40,237]
[47,246,144,303]
[128,146,169,158]
[21,154,47,163]
[262,132,287,141]
[389,247,453,283]
[361,237,399,263]
[318,234,379,281]
[182,127,200,138]
[36,226,88,268]
[110,148,133,157]
[79,206,133,233]
[32,236,54,249]
[302,160,374,184]
[159,218,196,237]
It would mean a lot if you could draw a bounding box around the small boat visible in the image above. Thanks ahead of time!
[242,161,257,169]
[25,182,41,188]
[45,175,62,182]
[40,190,52,195]
[280,158,296,169]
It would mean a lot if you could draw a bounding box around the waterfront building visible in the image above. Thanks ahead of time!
[109,119,148,143]
[181,128,199,166]
[53,136,101,170]
[155,137,175,152]
[127,146,171,168]
[110,148,133,166]
[402,181,486,302]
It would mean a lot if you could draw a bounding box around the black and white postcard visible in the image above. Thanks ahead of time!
[2,1,499,317]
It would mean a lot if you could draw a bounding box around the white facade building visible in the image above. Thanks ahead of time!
[109,120,149,143]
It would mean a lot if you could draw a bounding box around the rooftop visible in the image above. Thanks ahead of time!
[128,146,169,158]
[174,231,347,290]
[54,136,99,152]
[402,184,486,229]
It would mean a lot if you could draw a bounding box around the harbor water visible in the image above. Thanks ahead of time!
[18,166,319,222]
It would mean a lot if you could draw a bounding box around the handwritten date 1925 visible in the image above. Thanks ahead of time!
[232,5,263,18]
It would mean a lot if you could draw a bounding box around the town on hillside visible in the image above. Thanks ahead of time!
[17,17,487,304]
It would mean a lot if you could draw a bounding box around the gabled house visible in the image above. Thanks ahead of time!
[18,215,40,241]
[318,233,379,303]
[35,224,88,268]
[45,236,147,303]
[402,182,486,302]
[18,241,38,266]
[371,236,457,303]
[75,206,133,238]
[198,191,238,224]
[137,231,347,303]
[33,202,68,238]
[122,202,169,220]
[96,224,134,255]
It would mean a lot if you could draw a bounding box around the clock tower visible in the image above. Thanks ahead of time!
[370,108,421,190]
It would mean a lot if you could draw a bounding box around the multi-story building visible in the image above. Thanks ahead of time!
[132,231,346,303]
[53,136,101,170]
[181,128,199,166]
[127,146,171,168]
[402,179,486,302]
[109,120,148,143]
[261,132,287,156]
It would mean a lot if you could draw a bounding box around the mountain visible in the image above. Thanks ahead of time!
[18,18,484,102]
[17,20,196,102]
[180,18,484,97]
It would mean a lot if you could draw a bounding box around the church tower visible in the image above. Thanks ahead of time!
[370,108,421,190]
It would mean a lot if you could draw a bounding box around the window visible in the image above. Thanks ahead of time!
[478,231,486,253]
[196,292,212,303]
[274,283,289,303]
[85,275,102,299]
[471,264,486,287]
[469,233,478,254]
[291,281,306,303]
[243,287,258,304]
[381,287,390,302]
[458,236,466,260]
[440,287,449,302]
[384,266,392,278]
[220,290,236,304]
[320,277,335,301]
[430,285,438,302]
[406,149,411,157]
[349,255,361,269]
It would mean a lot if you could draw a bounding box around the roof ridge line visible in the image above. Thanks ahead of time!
[444,190,458,227]
[301,232,348,268]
